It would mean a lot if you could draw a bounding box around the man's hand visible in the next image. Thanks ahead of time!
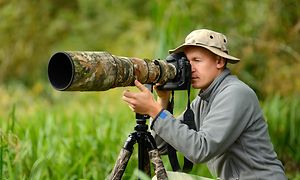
[154,85,171,109]
[122,80,163,118]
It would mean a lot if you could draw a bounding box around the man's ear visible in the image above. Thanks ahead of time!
[216,56,226,69]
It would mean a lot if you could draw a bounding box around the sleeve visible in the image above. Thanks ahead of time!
[150,111,184,155]
[152,84,257,163]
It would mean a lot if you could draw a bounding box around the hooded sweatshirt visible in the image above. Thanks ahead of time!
[151,68,286,180]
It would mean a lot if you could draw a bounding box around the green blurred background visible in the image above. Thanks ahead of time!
[0,0,299,179]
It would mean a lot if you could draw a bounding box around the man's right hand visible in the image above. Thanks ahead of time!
[154,85,171,109]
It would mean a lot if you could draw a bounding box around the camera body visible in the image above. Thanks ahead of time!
[158,52,191,90]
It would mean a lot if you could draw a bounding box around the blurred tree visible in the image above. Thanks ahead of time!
[0,0,298,96]
[0,0,76,85]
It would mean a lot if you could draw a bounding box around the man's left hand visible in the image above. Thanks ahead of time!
[122,80,163,118]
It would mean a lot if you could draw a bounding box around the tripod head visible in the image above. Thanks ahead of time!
[135,113,149,131]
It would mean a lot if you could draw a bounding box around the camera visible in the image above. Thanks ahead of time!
[157,52,191,90]
[48,51,191,91]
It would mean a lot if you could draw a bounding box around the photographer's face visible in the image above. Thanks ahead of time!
[184,46,225,90]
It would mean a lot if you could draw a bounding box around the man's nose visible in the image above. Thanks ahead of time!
[190,63,195,72]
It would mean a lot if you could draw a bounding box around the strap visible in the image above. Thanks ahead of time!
[181,85,196,130]
[167,144,180,171]
[167,91,174,114]
[166,87,196,172]
[166,91,181,171]
[180,84,196,172]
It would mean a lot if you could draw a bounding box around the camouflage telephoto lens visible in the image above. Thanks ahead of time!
[47,51,177,91]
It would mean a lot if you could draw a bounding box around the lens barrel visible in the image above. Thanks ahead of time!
[48,51,176,91]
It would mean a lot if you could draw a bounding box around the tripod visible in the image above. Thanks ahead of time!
[109,113,168,180]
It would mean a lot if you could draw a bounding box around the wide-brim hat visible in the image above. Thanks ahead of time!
[169,29,240,64]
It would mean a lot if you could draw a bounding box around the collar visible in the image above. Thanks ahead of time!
[198,68,231,101]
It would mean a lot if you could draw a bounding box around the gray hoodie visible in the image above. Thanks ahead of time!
[151,69,286,180]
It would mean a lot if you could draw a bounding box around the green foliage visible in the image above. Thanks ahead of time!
[0,0,71,85]
[0,85,139,179]
[0,0,299,96]
[263,95,300,177]
[0,83,214,179]
[150,0,300,96]
[1,85,299,179]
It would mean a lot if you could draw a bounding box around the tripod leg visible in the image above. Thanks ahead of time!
[149,149,168,180]
[109,134,136,180]
[138,133,151,176]
[109,148,132,180]
[145,133,168,180]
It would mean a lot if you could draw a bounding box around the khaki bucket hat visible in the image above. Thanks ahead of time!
[169,29,240,63]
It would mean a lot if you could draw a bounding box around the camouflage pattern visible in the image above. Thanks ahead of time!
[149,149,168,180]
[109,148,132,180]
[48,51,176,91]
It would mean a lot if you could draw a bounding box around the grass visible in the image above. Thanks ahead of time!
[0,83,299,179]
[0,83,211,179]
[263,94,300,178]
[1,83,138,179]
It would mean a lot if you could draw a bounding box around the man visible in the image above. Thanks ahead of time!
[122,29,286,179]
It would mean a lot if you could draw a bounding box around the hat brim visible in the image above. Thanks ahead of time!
[169,44,240,64]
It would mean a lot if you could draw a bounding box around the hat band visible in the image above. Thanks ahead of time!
[195,42,228,54]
